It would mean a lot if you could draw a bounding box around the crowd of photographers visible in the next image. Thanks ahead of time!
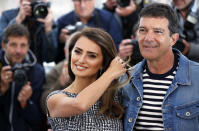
[0,0,198,130]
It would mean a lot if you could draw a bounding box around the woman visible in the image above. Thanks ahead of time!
[47,27,130,131]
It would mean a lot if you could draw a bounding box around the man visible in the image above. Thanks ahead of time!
[0,24,45,131]
[172,0,199,62]
[55,0,123,63]
[0,0,57,64]
[121,3,199,131]
[103,0,143,65]
[103,0,139,38]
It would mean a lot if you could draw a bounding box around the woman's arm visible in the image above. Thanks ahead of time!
[47,57,126,117]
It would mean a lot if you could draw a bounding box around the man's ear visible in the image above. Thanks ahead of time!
[170,33,179,47]
[1,43,7,52]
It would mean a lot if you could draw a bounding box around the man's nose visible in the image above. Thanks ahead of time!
[80,0,87,7]
[16,47,23,53]
[144,31,154,41]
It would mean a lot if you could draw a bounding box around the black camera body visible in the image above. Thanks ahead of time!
[65,22,86,35]
[125,39,143,66]
[173,35,186,52]
[116,0,131,7]
[11,63,29,87]
[31,1,50,19]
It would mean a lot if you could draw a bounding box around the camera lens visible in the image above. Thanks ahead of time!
[33,4,48,18]
[116,0,130,7]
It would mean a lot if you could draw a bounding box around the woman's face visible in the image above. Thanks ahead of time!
[71,36,103,78]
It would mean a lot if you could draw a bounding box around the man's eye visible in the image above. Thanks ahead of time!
[138,29,146,33]
[155,30,163,34]
[9,43,17,47]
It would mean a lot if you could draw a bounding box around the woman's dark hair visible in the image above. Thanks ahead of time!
[67,27,130,119]
[139,3,179,35]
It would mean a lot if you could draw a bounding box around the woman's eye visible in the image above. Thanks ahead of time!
[89,54,97,58]
[74,49,81,54]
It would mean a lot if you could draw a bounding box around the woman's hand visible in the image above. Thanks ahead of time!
[105,56,127,80]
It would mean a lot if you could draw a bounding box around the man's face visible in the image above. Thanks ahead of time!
[137,17,176,61]
[173,0,193,10]
[73,0,95,19]
[2,36,29,65]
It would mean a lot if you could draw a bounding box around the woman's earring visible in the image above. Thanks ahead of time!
[99,69,102,76]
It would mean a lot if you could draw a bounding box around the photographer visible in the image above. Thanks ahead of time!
[103,0,143,66]
[0,24,45,131]
[0,0,57,65]
[172,0,199,62]
[55,0,123,63]
[103,0,139,38]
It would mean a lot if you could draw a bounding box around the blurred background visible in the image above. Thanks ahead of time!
[0,0,171,20]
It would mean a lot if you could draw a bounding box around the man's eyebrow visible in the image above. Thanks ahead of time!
[138,26,145,29]
[153,28,165,32]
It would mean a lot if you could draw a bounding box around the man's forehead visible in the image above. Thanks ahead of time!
[8,36,28,42]
[140,17,169,24]
[139,17,169,29]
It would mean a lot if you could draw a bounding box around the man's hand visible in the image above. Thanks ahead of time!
[59,28,70,43]
[59,61,70,86]
[116,0,136,17]
[17,82,33,108]
[0,66,13,95]
[16,1,32,24]
[119,39,134,59]
[37,9,54,34]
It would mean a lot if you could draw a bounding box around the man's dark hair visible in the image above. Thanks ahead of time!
[2,24,30,44]
[139,3,179,35]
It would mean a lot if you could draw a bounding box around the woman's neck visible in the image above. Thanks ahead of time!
[66,75,97,93]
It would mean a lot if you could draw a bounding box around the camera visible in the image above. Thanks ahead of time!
[11,63,29,87]
[116,0,131,7]
[125,39,143,66]
[173,34,186,52]
[65,21,86,35]
[184,0,198,30]
[31,1,50,19]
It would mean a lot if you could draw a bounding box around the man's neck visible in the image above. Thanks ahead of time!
[146,51,175,74]
[80,17,89,24]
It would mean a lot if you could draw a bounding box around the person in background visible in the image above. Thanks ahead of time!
[103,0,142,66]
[55,0,123,63]
[40,40,72,114]
[0,0,57,64]
[171,0,199,63]
[47,27,129,130]
[103,0,139,38]
[0,24,45,131]
[121,3,199,131]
